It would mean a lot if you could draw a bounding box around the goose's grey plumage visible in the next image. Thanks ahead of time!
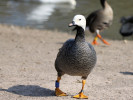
[55,15,97,99]
[55,26,96,79]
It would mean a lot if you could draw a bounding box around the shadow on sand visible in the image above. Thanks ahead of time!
[0,85,55,97]
[120,72,133,75]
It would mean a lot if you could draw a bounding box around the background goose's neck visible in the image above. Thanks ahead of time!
[75,26,85,42]
[100,0,105,8]
[100,0,110,9]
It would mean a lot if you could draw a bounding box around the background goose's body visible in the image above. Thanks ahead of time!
[87,7,113,33]
[120,16,133,37]
[86,0,113,45]
[20,0,76,5]
[55,15,97,99]
[120,16,133,43]
[39,0,76,5]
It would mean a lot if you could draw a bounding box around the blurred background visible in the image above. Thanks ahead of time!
[0,0,132,39]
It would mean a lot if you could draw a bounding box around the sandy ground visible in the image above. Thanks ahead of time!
[0,24,133,100]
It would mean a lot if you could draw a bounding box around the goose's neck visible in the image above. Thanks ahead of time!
[100,0,110,9]
[75,26,85,42]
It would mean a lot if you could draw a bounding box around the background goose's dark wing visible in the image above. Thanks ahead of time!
[120,23,133,36]
[120,16,133,36]
[86,11,98,33]
[86,12,97,26]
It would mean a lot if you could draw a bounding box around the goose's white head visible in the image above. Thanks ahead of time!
[69,15,86,31]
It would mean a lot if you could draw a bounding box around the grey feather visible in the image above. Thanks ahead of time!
[55,27,97,79]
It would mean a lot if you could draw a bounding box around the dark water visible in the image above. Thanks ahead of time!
[0,0,133,39]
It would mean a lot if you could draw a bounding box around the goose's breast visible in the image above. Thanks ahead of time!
[60,43,96,75]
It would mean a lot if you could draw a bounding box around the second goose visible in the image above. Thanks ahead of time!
[86,0,113,45]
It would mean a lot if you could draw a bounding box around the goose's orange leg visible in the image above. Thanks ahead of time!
[92,36,99,45]
[97,34,110,45]
[55,77,67,96]
[73,80,88,99]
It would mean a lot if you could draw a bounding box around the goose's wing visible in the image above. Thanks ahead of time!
[86,11,98,33]
[86,11,98,27]
[88,43,96,54]
[120,23,133,36]
[63,39,74,47]
[58,39,74,54]
[55,39,74,74]
[128,17,133,23]
[122,16,133,23]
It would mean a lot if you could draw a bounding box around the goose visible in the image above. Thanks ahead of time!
[27,3,75,26]
[38,0,76,6]
[17,0,76,6]
[27,4,56,23]
[55,15,97,99]
[120,16,133,42]
[86,0,113,45]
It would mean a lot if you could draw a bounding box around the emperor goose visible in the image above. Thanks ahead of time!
[55,15,97,99]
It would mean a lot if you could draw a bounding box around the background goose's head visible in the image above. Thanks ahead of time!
[69,15,86,31]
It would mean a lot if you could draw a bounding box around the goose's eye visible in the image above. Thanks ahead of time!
[79,19,81,21]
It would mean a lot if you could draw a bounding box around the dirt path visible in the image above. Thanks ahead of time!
[0,24,133,100]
